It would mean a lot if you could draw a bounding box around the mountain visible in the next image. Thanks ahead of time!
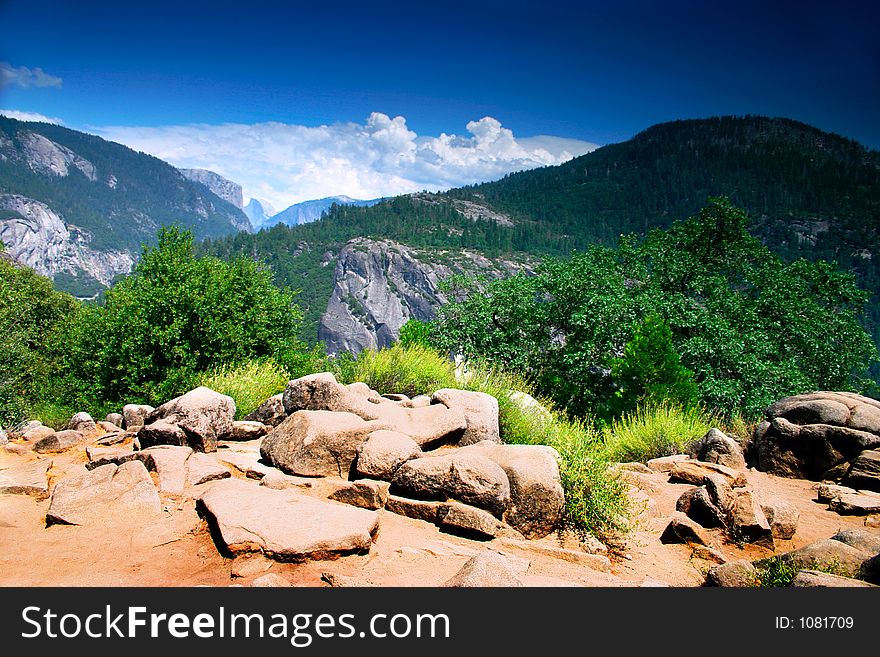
[202,115,880,355]
[243,197,276,229]
[269,195,382,227]
[180,168,246,212]
[0,116,250,296]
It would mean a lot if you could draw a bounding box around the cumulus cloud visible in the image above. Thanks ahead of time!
[0,109,64,124]
[92,113,597,210]
[0,62,63,89]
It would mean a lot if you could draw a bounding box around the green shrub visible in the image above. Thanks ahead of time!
[196,359,289,419]
[337,343,457,397]
[601,401,717,463]
[755,557,848,587]
[397,318,434,349]
[53,227,305,407]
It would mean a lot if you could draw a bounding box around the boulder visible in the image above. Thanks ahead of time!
[843,449,880,492]
[791,570,877,587]
[861,554,880,584]
[646,454,690,473]
[139,445,192,495]
[66,412,96,433]
[196,478,380,560]
[830,529,880,555]
[767,538,872,578]
[46,461,161,526]
[431,389,500,445]
[325,479,390,510]
[759,495,800,540]
[705,560,759,587]
[105,413,124,427]
[688,428,745,470]
[668,460,747,488]
[507,390,552,423]
[442,551,524,587]
[391,451,510,516]
[0,459,51,499]
[138,420,187,449]
[97,421,122,433]
[439,502,523,539]
[260,410,379,478]
[754,392,880,480]
[282,372,364,415]
[660,511,713,546]
[816,483,858,503]
[145,387,235,452]
[384,496,447,523]
[122,404,155,429]
[229,421,270,441]
[244,393,286,427]
[355,430,422,480]
[829,493,880,515]
[677,486,726,528]
[33,430,84,453]
[85,446,137,470]
[728,490,774,547]
[22,425,55,443]
[455,442,564,538]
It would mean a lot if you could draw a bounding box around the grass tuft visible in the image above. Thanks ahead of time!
[196,359,289,419]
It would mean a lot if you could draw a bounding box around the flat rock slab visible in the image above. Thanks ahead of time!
[791,570,877,587]
[186,453,231,487]
[829,493,880,515]
[33,430,85,454]
[196,478,380,561]
[46,461,161,526]
[0,459,52,499]
[139,446,193,495]
[216,451,275,479]
[668,460,747,488]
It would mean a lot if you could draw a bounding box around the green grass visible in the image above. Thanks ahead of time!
[196,359,289,419]
[600,401,718,463]
[335,343,457,398]
[755,557,849,587]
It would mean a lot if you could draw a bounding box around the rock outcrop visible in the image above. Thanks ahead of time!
[140,387,235,452]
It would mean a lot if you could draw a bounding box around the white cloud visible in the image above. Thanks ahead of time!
[0,109,64,124]
[0,62,63,89]
[92,113,597,210]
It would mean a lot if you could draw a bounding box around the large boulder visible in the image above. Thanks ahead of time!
[355,430,422,480]
[762,538,873,578]
[454,441,565,539]
[105,413,124,428]
[843,449,880,492]
[66,412,96,433]
[260,410,380,478]
[33,430,85,453]
[46,461,161,526]
[143,387,235,452]
[0,459,52,499]
[431,389,500,445]
[391,451,510,517]
[196,478,379,560]
[22,425,55,443]
[228,420,270,441]
[244,394,286,427]
[688,429,745,470]
[754,392,880,480]
[705,560,758,587]
[122,404,154,429]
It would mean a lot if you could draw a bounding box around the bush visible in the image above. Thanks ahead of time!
[53,227,305,406]
[397,318,434,349]
[196,359,289,419]
[336,343,457,397]
[601,401,717,463]
[755,557,848,587]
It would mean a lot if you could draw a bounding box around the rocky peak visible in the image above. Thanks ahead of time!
[16,131,97,181]
[180,168,245,210]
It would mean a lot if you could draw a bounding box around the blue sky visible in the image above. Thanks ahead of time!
[1,0,878,208]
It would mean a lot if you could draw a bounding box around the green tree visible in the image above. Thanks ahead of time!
[55,227,304,405]
[397,318,434,349]
[610,314,698,415]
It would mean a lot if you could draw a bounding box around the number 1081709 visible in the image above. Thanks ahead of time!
[775,617,854,629]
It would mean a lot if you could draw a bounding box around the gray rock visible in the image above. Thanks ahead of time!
[442,551,524,587]
[791,570,877,587]
[688,428,746,470]
[829,493,880,514]
[33,429,84,453]
[391,451,510,516]
[431,389,500,446]
[355,430,422,480]
[660,511,713,546]
[830,529,880,555]
[706,560,759,587]
[229,420,270,441]
[196,478,380,560]
[122,404,154,429]
[105,413,124,427]
[0,459,52,499]
[844,449,880,492]
[46,461,161,526]
[759,495,800,540]
[138,420,187,449]
[185,453,231,487]
[244,394,286,427]
[66,412,96,433]
[145,387,235,452]
[260,410,380,478]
